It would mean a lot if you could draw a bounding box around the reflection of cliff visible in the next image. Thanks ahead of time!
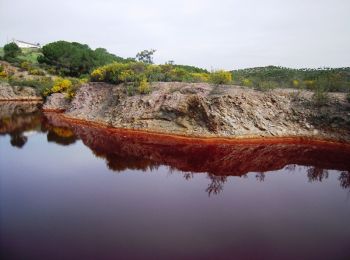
[0,102,42,134]
[0,102,77,147]
[44,113,350,177]
[0,102,42,148]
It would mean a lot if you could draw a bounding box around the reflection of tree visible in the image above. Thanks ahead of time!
[10,133,28,148]
[206,175,227,196]
[183,173,194,180]
[285,164,296,172]
[339,171,350,189]
[307,167,329,182]
[255,172,265,182]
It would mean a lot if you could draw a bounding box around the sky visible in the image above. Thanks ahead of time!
[0,0,349,70]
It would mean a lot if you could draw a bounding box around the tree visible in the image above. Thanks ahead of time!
[38,41,127,77]
[136,49,156,64]
[4,42,21,60]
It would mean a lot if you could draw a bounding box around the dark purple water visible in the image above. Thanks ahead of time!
[1,107,350,260]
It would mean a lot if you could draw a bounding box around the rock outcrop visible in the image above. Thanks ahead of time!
[0,83,42,101]
[43,82,350,141]
[43,93,70,111]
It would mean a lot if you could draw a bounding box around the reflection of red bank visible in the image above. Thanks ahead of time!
[43,112,350,177]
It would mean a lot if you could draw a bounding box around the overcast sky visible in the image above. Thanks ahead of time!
[1,0,349,69]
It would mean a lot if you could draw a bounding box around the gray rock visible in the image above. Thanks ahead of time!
[43,93,70,111]
[0,83,41,101]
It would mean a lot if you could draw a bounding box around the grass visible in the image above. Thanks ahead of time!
[17,48,42,64]
[0,47,42,64]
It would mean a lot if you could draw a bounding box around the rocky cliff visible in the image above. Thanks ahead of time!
[0,83,42,101]
[43,82,350,141]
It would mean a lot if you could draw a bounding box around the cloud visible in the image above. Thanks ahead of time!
[1,0,349,69]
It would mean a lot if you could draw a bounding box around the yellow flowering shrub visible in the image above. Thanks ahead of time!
[119,69,136,83]
[51,78,73,93]
[242,78,253,87]
[304,80,316,89]
[292,79,300,88]
[191,73,209,82]
[0,70,8,78]
[20,61,32,70]
[91,68,105,81]
[209,70,232,85]
[138,78,150,94]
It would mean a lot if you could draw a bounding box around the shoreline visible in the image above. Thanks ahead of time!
[43,111,350,147]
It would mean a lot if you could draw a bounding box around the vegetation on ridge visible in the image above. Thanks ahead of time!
[1,40,349,100]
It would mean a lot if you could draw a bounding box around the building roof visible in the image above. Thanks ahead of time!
[13,39,41,47]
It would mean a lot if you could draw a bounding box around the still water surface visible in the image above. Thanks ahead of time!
[1,105,350,259]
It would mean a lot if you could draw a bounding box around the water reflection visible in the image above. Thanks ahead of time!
[1,102,350,195]
[0,101,42,148]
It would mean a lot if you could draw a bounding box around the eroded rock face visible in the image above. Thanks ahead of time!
[0,83,42,101]
[43,93,70,111]
[43,82,350,141]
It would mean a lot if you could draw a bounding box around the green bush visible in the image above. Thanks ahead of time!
[232,66,350,92]
[256,81,279,91]
[4,42,21,61]
[209,70,232,85]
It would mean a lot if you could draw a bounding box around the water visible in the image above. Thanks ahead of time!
[1,103,350,260]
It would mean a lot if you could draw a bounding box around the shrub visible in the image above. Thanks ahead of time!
[20,61,32,70]
[29,68,45,76]
[4,42,21,60]
[256,81,279,91]
[51,78,73,93]
[137,78,150,94]
[0,70,7,78]
[209,70,232,85]
[90,68,105,81]
[242,78,253,87]
[0,65,7,78]
[190,73,209,83]
[8,77,54,96]
[312,86,329,106]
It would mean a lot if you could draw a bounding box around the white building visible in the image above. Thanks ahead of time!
[12,39,41,48]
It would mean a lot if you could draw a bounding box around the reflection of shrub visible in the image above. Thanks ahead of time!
[209,70,232,85]
[52,127,74,138]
